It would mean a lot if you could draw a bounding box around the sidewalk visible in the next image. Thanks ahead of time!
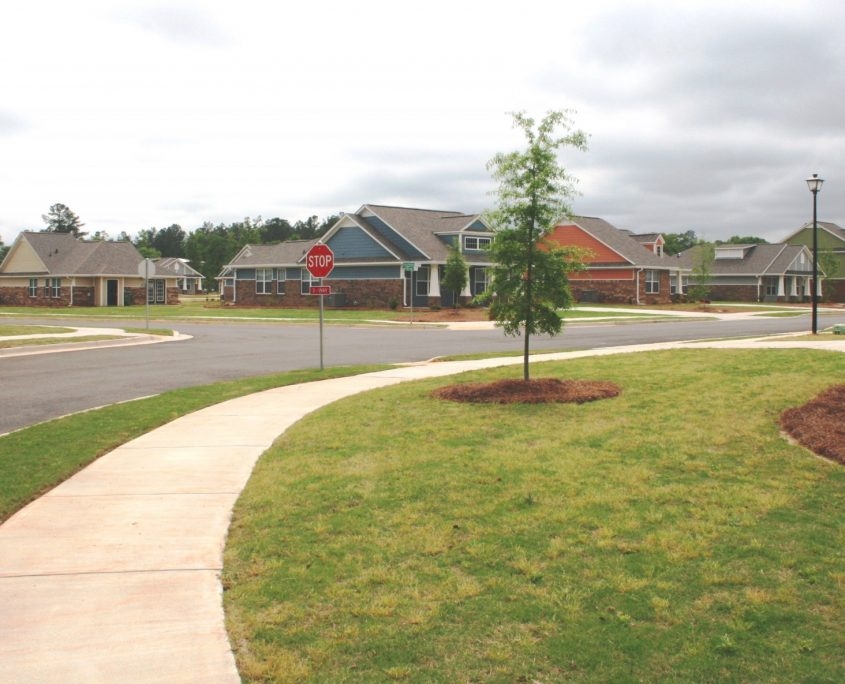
[2,337,844,682]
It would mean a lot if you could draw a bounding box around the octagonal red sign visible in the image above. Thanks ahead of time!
[305,243,334,279]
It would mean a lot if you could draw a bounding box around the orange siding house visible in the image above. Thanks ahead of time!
[548,217,686,304]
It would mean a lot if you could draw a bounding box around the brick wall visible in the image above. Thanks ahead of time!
[571,271,672,305]
[0,286,87,307]
[231,279,404,308]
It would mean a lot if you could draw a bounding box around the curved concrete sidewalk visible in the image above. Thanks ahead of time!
[2,337,844,683]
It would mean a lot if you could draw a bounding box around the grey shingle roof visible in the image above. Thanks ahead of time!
[226,240,318,268]
[362,204,488,262]
[676,243,811,275]
[6,232,145,276]
[568,217,676,269]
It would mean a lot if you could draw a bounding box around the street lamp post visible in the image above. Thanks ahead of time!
[805,173,824,334]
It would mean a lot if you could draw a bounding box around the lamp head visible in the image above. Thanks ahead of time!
[806,173,824,193]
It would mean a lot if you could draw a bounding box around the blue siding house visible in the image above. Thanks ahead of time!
[220,204,494,308]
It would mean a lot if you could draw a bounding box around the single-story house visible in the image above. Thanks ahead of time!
[155,257,204,294]
[0,231,181,306]
[782,221,845,302]
[676,242,818,302]
[545,216,687,304]
[219,204,495,308]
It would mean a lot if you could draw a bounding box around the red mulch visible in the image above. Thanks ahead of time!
[780,385,845,465]
[432,378,621,405]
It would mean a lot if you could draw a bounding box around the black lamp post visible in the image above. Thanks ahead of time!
[805,173,824,334]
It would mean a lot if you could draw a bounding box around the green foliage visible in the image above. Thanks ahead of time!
[442,245,469,308]
[41,203,86,237]
[716,235,769,245]
[688,241,715,301]
[485,110,588,379]
[663,230,698,255]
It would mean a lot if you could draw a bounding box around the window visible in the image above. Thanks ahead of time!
[277,268,286,294]
[301,270,315,295]
[147,279,166,303]
[656,244,664,257]
[256,267,272,294]
[28,278,38,297]
[50,278,61,298]
[464,236,491,251]
[415,265,429,297]
[765,277,778,297]
[645,270,659,294]
[473,267,488,295]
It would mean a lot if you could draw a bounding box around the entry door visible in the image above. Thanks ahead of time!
[107,279,119,306]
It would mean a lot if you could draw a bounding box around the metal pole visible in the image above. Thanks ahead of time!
[319,290,325,370]
[144,259,150,330]
[812,188,819,335]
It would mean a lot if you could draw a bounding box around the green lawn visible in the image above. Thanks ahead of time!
[223,349,845,683]
[0,323,74,336]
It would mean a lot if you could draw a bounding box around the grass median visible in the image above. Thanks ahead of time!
[0,365,384,522]
[223,348,845,683]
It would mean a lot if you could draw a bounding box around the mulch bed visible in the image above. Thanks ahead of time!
[432,378,621,405]
[780,384,845,465]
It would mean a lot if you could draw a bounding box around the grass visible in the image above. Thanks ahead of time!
[0,335,122,349]
[0,324,75,336]
[223,348,845,683]
[0,365,385,522]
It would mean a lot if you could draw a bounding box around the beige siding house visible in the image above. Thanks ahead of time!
[0,232,181,306]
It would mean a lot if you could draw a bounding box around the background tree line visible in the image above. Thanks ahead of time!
[31,204,338,291]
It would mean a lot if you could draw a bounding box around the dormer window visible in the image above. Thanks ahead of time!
[464,236,491,251]
[655,244,663,256]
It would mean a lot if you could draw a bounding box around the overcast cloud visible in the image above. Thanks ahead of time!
[1,0,843,247]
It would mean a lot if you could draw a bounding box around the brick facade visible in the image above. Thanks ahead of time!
[571,271,672,305]
[0,285,178,307]
[229,279,405,308]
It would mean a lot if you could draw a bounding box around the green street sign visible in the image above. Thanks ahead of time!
[403,262,415,273]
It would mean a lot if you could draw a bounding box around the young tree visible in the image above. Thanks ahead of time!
[485,110,588,381]
[442,245,469,308]
[42,203,86,237]
[688,241,715,302]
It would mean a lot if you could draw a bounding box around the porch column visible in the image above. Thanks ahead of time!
[461,267,472,298]
[805,275,812,299]
[816,275,823,297]
[790,277,798,297]
[777,276,785,297]
[429,264,440,297]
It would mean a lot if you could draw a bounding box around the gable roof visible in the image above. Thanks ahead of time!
[782,221,845,245]
[0,232,144,277]
[560,217,677,269]
[676,243,812,276]
[224,239,319,270]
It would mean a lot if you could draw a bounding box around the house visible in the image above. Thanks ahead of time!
[0,231,180,306]
[220,204,495,308]
[676,242,817,302]
[545,216,686,304]
[154,257,204,295]
[782,221,845,302]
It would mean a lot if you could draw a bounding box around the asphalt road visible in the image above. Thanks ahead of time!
[2,311,843,435]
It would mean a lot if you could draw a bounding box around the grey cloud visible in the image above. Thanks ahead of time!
[0,111,26,135]
[124,4,228,45]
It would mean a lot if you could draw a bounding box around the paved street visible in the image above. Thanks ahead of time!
[2,309,844,435]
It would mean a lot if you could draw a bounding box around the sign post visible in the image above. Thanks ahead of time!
[403,262,416,322]
[137,258,156,329]
[305,243,335,369]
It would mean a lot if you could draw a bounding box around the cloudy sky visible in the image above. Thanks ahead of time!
[2,0,843,247]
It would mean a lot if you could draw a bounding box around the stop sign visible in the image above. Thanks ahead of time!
[305,243,334,279]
